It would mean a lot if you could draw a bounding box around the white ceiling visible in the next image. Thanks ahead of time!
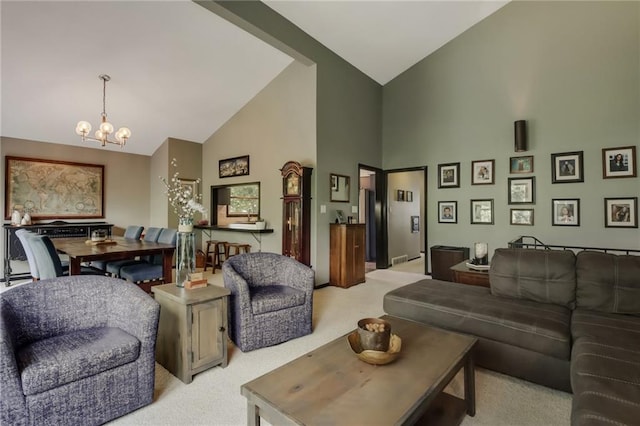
[1,0,507,156]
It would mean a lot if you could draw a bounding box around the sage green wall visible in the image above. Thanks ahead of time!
[198,0,382,283]
[0,136,151,274]
[382,1,640,269]
[201,61,317,275]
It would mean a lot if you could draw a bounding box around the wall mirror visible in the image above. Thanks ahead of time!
[330,173,350,202]
[211,182,260,223]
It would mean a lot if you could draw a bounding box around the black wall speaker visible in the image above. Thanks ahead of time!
[514,120,528,152]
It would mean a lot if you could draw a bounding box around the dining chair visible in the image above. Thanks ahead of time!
[119,228,178,290]
[91,225,144,272]
[24,233,100,280]
[106,227,162,277]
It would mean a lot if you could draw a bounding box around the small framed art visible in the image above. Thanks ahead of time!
[510,156,534,174]
[219,155,250,178]
[470,199,494,225]
[552,199,580,226]
[406,191,413,202]
[602,146,637,179]
[604,197,638,228]
[508,177,535,204]
[438,201,457,224]
[471,159,495,185]
[438,163,460,188]
[411,216,420,233]
[397,190,405,201]
[510,208,534,226]
[551,151,584,183]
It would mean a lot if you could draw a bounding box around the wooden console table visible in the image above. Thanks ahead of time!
[450,260,490,288]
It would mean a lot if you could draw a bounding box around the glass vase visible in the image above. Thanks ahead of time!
[178,216,194,233]
[176,231,196,288]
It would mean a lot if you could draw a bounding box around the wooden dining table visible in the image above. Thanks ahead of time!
[52,236,176,284]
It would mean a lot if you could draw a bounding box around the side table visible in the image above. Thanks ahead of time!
[450,260,490,288]
[152,283,230,384]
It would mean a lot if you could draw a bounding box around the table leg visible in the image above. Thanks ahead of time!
[464,354,476,416]
[247,402,260,426]
[162,249,174,284]
[70,258,82,275]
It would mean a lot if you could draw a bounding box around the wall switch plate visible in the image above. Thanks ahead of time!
[320,205,326,213]
[351,205,358,213]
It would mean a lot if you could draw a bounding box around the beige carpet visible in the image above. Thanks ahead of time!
[110,261,572,426]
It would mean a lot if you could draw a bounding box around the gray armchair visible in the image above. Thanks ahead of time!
[0,275,160,425]
[222,252,315,352]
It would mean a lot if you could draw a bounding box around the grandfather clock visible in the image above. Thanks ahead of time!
[281,161,312,266]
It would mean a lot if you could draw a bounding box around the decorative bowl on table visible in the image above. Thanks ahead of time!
[91,230,107,242]
[348,318,402,365]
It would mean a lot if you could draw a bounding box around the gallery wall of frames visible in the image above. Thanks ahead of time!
[435,146,638,229]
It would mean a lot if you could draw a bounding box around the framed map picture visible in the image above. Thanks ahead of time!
[5,156,104,220]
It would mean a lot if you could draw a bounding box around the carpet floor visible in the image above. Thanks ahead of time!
[110,264,572,426]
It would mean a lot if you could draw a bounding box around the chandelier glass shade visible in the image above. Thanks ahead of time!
[75,74,131,148]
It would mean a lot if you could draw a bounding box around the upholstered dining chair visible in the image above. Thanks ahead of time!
[0,275,160,425]
[119,228,177,292]
[16,229,70,281]
[222,252,315,352]
[105,226,162,277]
[91,225,144,272]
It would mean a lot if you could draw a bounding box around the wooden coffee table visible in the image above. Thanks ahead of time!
[241,315,477,425]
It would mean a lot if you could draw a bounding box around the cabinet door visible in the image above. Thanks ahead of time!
[282,199,302,261]
[352,225,365,283]
[191,299,225,370]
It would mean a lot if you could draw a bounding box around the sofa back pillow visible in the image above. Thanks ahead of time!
[576,251,640,314]
[490,248,576,308]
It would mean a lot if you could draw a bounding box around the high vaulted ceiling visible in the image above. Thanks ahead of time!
[1,1,507,156]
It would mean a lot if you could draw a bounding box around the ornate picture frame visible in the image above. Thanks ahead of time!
[438,201,457,224]
[438,162,460,188]
[5,156,105,220]
[510,155,534,174]
[470,199,494,225]
[219,155,250,178]
[602,146,637,179]
[552,198,580,226]
[604,197,638,228]
[471,159,495,185]
[551,151,584,183]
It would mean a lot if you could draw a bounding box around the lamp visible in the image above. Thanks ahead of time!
[514,120,527,152]
[76,74,131,148]
[473,242,489,265]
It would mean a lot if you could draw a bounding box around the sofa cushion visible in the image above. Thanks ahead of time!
[571,309,640,425]
[489,248,576,308]
[383,279,572,360]
[251,285,305,315]
[18,327,140,396]
[575,251,640,314]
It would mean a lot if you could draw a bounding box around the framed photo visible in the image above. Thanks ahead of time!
[406,191,413,202]
[470,199,494,224]
[602,146,637,179]
[411,215,420,233]
[508,177,536,204]
[604,197,638,228]
[178,178,198,203]
[510,208,534,226]
[5,156,104,220]
[552,199,580,226]
[551,151,584,183]
[397,189,405,201]
[219,155,250,178]
[471,159,495,185]
[438,201,457,224]
[510,156,534,174]
[438,163,460,188]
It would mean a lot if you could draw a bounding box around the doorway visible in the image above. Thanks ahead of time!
[358,164,387,272]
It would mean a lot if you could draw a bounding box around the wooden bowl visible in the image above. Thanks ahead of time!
[347,331,402,365]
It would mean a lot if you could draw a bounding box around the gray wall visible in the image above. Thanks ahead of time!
[382,1,640,269]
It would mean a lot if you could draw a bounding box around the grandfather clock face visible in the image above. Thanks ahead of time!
[285,173,300,196]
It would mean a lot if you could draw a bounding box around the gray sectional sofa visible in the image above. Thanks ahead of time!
[383,248,640,425]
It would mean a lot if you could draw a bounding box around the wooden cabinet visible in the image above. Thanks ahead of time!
[281,161,312,266]
[329,223,365,288]
[152,284,230,384]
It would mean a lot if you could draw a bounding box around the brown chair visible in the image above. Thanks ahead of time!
[204,240,228,272]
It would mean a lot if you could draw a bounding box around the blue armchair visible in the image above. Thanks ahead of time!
[0,275,160,425]
[222,252,315,352]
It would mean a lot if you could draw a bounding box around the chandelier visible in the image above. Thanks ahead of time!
[75,74,131,148]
